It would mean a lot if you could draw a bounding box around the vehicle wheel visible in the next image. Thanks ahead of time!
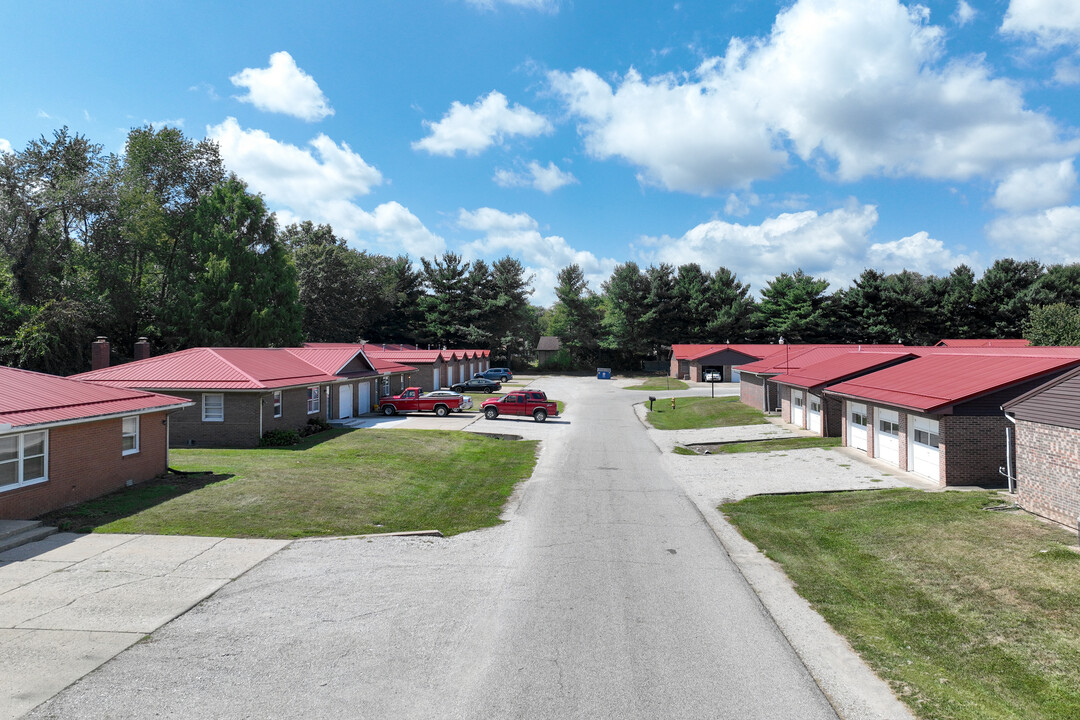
[382,405,396,416]
[485,407,499,420]
[533,408,547,422]
[500,375,509,382]
[435,405,449,417]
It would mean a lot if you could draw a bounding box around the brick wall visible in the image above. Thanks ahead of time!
[939,415,1010,486]
[1014,420,1080,527]
[780,385,792,424]
[1,411,171,519]
[689,362,702,383]
[164,386,331,448]
[740,374,764,411]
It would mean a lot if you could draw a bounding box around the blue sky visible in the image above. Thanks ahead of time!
[4,0,1080,305]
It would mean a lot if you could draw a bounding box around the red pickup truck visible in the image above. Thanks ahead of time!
[480,390,558,422]
[379,387,465,417]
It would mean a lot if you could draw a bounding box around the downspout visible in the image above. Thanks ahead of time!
[1001,411,1017,494]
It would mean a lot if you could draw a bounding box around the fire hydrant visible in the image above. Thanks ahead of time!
[670,397,676,411]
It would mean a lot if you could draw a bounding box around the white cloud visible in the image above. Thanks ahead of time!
[493,160,578,192]
[457,207,616,305]
[145,118,185,129]
[992,160,1078,212]
[0,139,12,154]
[230,51,334,122]
[207,118,444,258]
[724,192,760,217]
[986,205,1080,262]
[551,0,1075,194]
[465,0,558,11]
[413,91,552,156]
[954,1,976,26]
[866,231,978,276]
[1053,57,1080,84]
[1001,0,1080,47]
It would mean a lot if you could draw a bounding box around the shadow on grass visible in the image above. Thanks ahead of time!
[38,471,234,533]
[258,428,353,451]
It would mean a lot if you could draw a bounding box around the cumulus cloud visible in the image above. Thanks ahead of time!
[457,207,615,305]
[493,160,578,192]
[413,91,552,156]
[465,0,558,10]
[1001,0,1080,47]
[207,118,444,258]
[230,51,334,122]
[866,231,978,276]
[992,160,1078,212]
[550,0,1075,194]
[0,138,12,154]
[954,1,976,26]
[986,205,1080,262]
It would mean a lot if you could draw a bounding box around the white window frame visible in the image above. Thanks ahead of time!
[307,386,320,414]
[121,415,140,456]
[202,393,224,422]
[273,390,282,418]
[0,430,49,491]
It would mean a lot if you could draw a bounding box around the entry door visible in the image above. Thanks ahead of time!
[357,383,371,414]
[874,408,900,466]
[433,369,440,390]
[908,415,940,482]
[848,403,868,452]
[337,384,353,419]
[791,390,804,426]
[807,394,822,433]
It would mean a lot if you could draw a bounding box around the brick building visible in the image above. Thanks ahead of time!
[1,366,190,519]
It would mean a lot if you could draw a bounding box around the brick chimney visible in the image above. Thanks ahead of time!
[91,337,110,370]
[134,337,151,361]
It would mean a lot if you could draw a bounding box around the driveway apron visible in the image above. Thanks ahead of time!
[28,377,837,720]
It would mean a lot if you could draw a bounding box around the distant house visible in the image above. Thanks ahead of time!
[826,352,1080,485]
[537,336,562,366]
[304,344,490,392]
[1003,366,1080,527]
[72,347,415,448]
[670,344,784,382]
[1,366,191,519]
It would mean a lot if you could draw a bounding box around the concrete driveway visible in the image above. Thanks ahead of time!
[0,533,286,719]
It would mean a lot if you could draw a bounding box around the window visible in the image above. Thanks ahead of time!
[121,416,139,455]
[810,399,821,412]
[307,386,320,414]
[202,393,224,422]
[0,430,48,491]
[851,412,867,427]
[914,428,940,448]
[273,391,282,418]
[878,419,899,435]
[792,393,804,407]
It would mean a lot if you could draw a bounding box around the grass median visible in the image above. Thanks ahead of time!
[723,488,1080,720]
[624,376,688,391]
[43,429,539,539]
[681,436,841,454]
[647,395,768,430]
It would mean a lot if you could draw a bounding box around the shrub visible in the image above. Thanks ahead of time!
[301,417,332,437]
[260,429,301,447]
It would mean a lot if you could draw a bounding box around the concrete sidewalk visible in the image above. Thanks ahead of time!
[0,533,288,719]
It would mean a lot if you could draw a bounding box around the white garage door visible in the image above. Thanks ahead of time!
[908,415,940,482]
[337,384,353,419]
[807,393,822,433]
[433,369,440,390]
[874,408,900,467]
[358,383,371,414]
[791,389,805,426]
[848,403,868,451]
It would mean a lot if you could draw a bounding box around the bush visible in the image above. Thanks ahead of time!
[260,429,301,447]
[301,417,332,437]
[539,348,576,372]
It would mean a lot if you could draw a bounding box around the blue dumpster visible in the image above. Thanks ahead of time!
[596,367,611,380]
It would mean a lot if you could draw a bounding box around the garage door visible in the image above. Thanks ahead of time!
[848,403,868,451]
[791,390,804,427]
[337,384,353,419]
[874,408,900,467]
[357,383,371,414]
[908,415,940,482]
[433,369,440,390]
[807,393,822,433]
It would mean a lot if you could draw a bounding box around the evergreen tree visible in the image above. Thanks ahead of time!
[972,258,1043,337]
[705,266,753,341]
[550,264,599,366]
[641,263,679,355]
[599,261,650,366]
[752,269,830,342]
[419,252,472,346]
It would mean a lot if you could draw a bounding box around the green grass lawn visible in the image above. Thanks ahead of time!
[723,489,1080,720]
[684,436,841,454]
[624,376,689,391]
[646,395,768,430]
[42,429,539,539]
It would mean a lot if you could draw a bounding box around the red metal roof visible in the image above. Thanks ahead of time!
[826,353,1080,412]
[0,366,190,429]
[737,345,907,374]
[771,352,916,390]
[671,343,788,361]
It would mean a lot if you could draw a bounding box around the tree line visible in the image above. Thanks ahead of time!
[0,127,537,375]
[4,126,1079,376]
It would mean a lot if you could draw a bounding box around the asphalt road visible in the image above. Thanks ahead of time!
[29,377,838,719]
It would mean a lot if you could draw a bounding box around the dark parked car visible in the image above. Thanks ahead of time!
[451,377,502,393]
[474,367,513,382]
